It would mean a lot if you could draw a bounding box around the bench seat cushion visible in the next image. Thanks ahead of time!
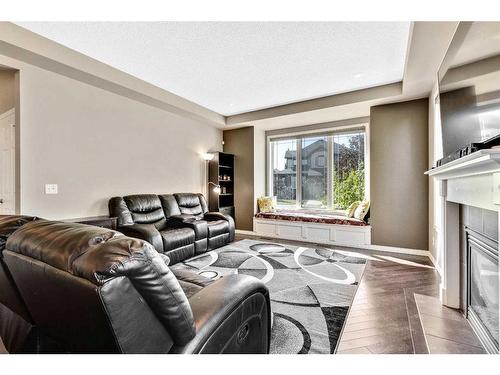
[254,211,368,226]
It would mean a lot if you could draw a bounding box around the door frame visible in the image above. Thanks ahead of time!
[0,108,18,214]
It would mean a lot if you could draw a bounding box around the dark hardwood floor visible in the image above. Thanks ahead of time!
[337,253,438,353]
[235,233,486,354]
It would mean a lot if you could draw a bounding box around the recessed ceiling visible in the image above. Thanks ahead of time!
[451,22,500,68]
[16,22,411,116]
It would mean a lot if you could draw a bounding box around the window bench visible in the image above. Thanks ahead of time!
[253,211,371,246]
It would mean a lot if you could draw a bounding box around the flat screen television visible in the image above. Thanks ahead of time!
[438,22,500,165]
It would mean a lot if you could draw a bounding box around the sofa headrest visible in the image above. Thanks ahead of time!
[0,215,40,255]
[174,193,201,208]
[159,194,181,217]
[5,220,124,279]
[123,195,166,227]
[174,193,208,215]
[124,194,162,212]
[5,220,196,344]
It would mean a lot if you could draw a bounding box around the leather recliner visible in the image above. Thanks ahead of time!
[0,215,40,353]
[109,193,235,264]
[3,220,270,354]
[164,193,235,250]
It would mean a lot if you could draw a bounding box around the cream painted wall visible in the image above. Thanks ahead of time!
[1,56,222,219]
[428,82,444,271]
[223,127,255,230]
[0,70,16,114]
[370,99,429,250]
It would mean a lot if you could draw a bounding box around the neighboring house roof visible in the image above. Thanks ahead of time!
[273,168,296,175]
[274,169,322,176]
[284,139,348,159]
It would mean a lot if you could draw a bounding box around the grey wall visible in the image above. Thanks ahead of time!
[370,98,429,250]
[223,127,255,231]
[2,57,222,219]
[0,70,16,114]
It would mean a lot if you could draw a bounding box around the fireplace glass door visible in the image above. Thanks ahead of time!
[468,233,499,349]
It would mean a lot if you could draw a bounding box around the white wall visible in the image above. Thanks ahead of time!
[428,82,444,272]
[1,56,222,219]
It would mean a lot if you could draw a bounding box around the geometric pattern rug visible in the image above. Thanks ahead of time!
[170,239,367,354]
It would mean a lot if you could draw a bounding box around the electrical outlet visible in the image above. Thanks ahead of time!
[45,184,58,195]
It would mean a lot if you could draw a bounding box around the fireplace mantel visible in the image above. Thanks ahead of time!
[426,149,500,212]
[425,149,500,331]
[426,149,500,180]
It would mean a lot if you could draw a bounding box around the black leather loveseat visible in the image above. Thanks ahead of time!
[2,218,270,353]
[109,193,235,264]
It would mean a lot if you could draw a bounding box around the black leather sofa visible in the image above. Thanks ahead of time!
[109,193,235,264]
[2,218,270,353]
[0,215,41,353]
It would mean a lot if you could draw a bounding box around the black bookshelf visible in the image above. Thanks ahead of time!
[208,152,235,219]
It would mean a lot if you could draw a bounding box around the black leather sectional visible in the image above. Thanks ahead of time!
[0,215,39,353]
[109,193,235,264]
[0,216,270,354]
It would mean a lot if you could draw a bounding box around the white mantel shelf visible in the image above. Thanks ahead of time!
[425,149,500,180]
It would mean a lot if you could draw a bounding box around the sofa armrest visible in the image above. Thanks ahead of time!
[203,212,229,221]
[203,212,235,242]
[167,215,208,241]
[171,275,271,354]
[119,223,163,253]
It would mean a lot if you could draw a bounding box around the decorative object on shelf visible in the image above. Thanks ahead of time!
[208,152,235,219]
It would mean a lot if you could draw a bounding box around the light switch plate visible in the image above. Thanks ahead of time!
[45,184,58,195]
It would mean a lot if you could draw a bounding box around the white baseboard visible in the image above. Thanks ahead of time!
[351,243,430,257]
[235,229,431,258]
[235,229,257,236]
[427,251,443,277]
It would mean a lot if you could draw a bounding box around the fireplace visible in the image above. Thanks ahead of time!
[461,206,499,353]
[426,149,500,354]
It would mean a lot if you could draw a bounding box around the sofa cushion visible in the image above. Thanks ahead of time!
[1,215,40,254]
[207,220,229,237]
[353,200,370,221]
[124,195,166,228]
[257,196,276,213]
[161,227,196,252]
[345,201,360,218]
[174,193,208,216]
[159,194,182,217]
[254,211,368,226]
[0,215,41,325]
[165,245,195,265]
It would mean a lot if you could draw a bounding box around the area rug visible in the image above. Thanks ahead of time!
[170,239,367,354]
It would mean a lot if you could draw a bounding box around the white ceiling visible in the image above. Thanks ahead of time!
[16,22,411,116]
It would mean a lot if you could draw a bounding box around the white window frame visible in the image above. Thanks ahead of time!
[266,123,369,211]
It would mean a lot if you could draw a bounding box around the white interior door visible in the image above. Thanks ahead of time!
[0,109,16,214]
